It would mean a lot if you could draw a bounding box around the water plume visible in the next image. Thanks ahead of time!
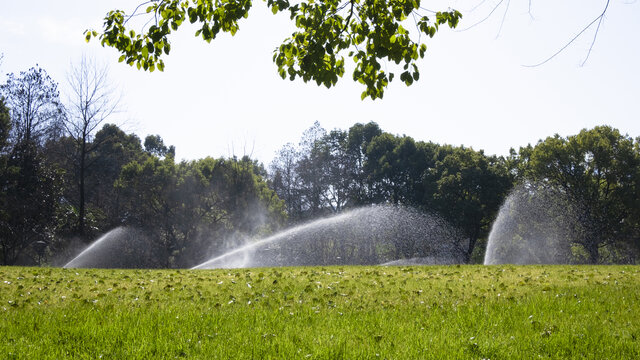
[64,227,163,268]
[193,205,467,269]
[484,182,581,265]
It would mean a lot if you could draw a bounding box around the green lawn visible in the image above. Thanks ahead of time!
[1,265,638,359]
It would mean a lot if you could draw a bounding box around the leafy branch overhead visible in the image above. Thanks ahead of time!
[86,0,461,100]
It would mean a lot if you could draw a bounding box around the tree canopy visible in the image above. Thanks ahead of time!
[516,126,640,263]
[86,0,461,99]
[2,63,639,265]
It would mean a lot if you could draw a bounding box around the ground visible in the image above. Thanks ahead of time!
[1,265,638,359]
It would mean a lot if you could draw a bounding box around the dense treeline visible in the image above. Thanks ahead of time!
[0,65,284,267]
[269,121,513,262]
[270,122,640,264]
[1,64,639,266]
[514,127,640,263]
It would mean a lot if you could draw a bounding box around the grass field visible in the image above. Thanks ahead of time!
[1,265,639,359]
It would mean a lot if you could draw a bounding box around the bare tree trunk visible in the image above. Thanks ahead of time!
[78,137,87,235]
[65,55,121,240]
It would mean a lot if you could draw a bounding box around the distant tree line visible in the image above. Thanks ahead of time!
[1,64,639,266]
[513,127,640,263]
[269,122,640,264]
[269,121,513,263]
[0,64,284,267]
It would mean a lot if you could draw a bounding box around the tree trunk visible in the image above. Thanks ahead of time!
[78,137,87,238]
[465,227,480,264]
[585,240,600,264]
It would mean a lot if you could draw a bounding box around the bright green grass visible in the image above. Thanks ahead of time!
[1,265,639,359]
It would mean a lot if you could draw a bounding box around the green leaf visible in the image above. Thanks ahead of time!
[93,0,460,99]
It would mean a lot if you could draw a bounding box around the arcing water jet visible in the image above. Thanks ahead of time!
[194,205,467,269]
[484,182,581,265]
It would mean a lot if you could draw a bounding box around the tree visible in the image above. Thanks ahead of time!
[45,123,148,240]
[64,56,121,237]
[295,121,329,218]
[0,66,65,145]
[316,129,352,212]
[269,121,386,219]
[87,124,146,229]
[269,142,302,220]
[87,0,461,100]
[426,145,512,262]
[521,126,640,263]
[212,156,286,238]
[344,121,382,204]
[0,125,62,265]
[0,67,65,265]
[365,133,435,204]
[144,134,175,158]
[269,122,517,262]
[117,147,285,267]
[364,132,404,202]
[0,98,10,152]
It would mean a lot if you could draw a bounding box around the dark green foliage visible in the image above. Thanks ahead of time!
[515,126,640,263]
[0,66,64,145]
[2,64,640,265]
[0,141,62,265]
[144,134,175,158]
[0,98,10,150]
[426,146,513,262]
[88,0,461,99]
[269,122,512,262]
[269,142,301,220]
[0,69,65,265]
[270,122,640,264]
[365,133,437,204]
[117,154,285,267]
[45,124,147,240]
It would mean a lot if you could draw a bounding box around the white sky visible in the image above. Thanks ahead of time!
[1,0,639,165]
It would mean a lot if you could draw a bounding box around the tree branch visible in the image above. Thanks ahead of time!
[523,0,611,67]
[124,1,157,25]
[456,0,505,32]
[495,0,510,39]
[338,0,355,37]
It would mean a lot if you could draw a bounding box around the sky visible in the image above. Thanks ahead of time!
[1,0,639,165]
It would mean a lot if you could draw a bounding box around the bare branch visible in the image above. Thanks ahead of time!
[335,1,351,14]
[456,0,505,32]
[468,0,491,13]
[338,0,355,37]
[65,54,123,162]
[412,11,422,44]
[124,1,157,25]
[524,0,611,67]
[581,0,610,66]
[495,0,511,39]
[418,6,438,14]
